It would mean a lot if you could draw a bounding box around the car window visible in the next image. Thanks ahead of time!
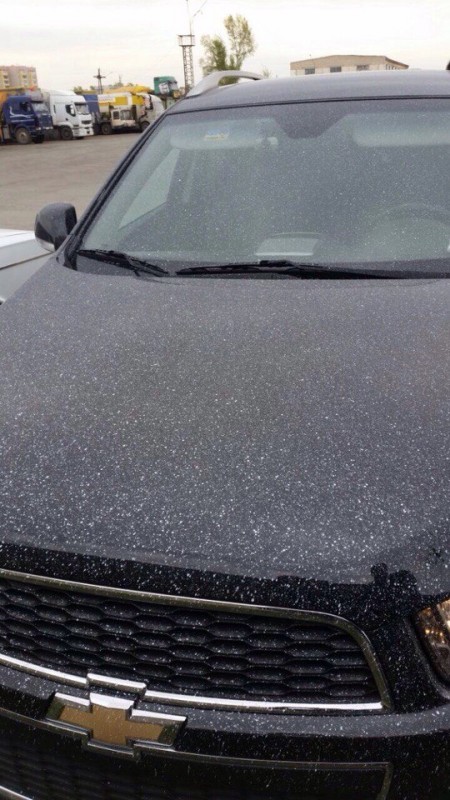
[82,98,450,274]
[121,148,180,226]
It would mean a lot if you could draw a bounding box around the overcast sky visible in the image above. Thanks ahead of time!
[3,0,449,91]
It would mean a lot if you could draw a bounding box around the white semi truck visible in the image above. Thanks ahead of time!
[43,90,94,140]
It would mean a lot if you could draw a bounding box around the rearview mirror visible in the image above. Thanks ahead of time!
[35,203,77,252]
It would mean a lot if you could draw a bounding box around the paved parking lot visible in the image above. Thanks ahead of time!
[0,134,141,230]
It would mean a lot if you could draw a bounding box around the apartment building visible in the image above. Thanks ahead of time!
[0,67,10,90]
[290,54,409,76]
[0,65,38,90]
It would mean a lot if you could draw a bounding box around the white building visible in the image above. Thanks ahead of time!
[290,54,408,77]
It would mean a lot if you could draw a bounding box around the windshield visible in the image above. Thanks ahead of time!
[31,101,49,113]
[81,98,450,275]
[75,102,89,115]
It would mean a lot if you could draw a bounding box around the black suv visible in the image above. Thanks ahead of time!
[0,69,449,800]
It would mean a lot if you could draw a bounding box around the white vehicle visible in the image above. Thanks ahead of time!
[43,90,94,140]
[0,230,48,303]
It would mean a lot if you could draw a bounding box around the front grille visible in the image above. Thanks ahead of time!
[0,574,381,705]
[0,722,388,800]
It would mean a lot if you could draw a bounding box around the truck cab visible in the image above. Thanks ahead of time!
[0,92,53,145]
[97,94,135,134]
[97,91,163,135]
[43,90,94,140]
[153,75,181,109]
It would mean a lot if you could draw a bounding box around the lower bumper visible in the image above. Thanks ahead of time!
[0,717,393,800]
[0,701,449,799]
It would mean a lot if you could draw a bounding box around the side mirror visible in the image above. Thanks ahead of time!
[35,203,77,252]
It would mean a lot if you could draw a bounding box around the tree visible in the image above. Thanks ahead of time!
[73,86,84,95]
[224,15,255,70]
[201,14,256,76]
[201,36,229,74]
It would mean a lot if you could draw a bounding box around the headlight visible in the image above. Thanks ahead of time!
[417,598,450,682]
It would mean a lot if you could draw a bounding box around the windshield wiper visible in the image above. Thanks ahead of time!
[176,260,399,278]
[177,260,295,275]
[76,249,169,276]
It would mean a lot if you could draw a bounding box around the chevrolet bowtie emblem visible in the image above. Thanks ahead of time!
[46,691,186,758]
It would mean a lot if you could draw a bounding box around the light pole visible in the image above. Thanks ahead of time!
[178,34,196,91]
[186,0,192,36]
[179,0,208,91]
[186,0,208,34]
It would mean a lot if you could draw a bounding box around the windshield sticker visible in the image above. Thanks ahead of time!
[204,131,230,142]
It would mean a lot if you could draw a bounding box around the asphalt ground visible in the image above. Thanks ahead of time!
[0,133,141,231]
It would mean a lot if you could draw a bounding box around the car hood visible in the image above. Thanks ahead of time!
[0,260,449,595]
[0,229,38,269]
[0,231,48,303]
[0,229,47,263]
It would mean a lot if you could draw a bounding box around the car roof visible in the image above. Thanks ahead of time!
[171,70,450,114]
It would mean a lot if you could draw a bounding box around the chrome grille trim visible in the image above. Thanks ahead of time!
[143,689,383,713]
[0,567,391,712]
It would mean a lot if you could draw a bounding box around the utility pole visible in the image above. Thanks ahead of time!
[178,0,208,91]
[94,68,106,93]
